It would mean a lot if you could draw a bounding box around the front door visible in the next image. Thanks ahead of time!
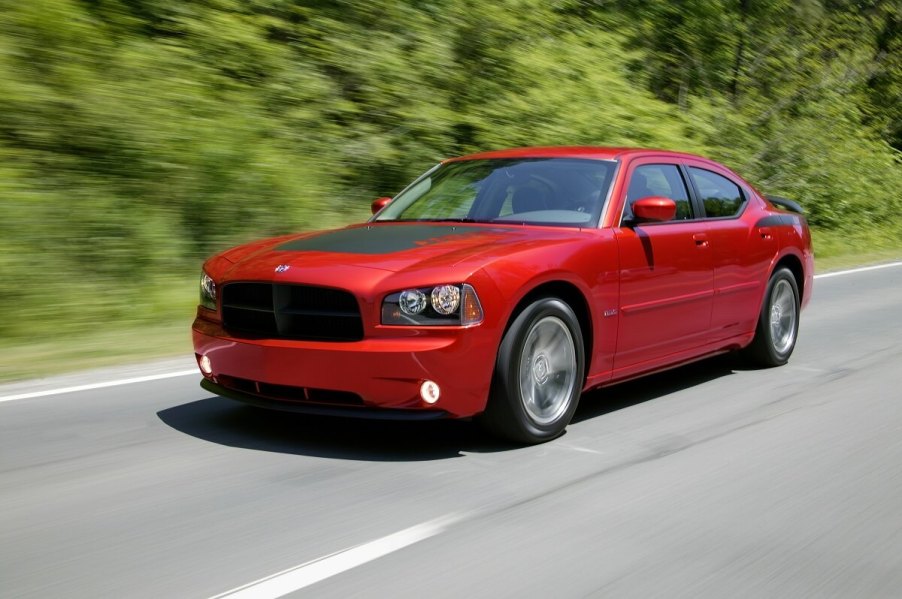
[613,162,714,371]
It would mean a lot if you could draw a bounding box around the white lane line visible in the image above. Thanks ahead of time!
[814,260,902,280]
[208,513,464,599]
[0,369,197,403]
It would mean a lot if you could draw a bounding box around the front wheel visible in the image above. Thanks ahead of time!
[479,298,585,444]
[745,267,800,367]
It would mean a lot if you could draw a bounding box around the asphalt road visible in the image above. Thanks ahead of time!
[2,264,901,599]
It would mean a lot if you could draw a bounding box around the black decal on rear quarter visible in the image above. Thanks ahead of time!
[754,215,786,228]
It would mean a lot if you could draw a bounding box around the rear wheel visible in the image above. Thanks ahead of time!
[745,267,800,367]
[480,298,585,444]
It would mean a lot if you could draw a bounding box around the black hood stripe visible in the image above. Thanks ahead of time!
[276,225,502,255]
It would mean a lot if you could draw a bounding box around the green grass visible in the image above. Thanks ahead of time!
[1,227,900,384]
[812,226,902,272]
[0,320,194,383]
[0,277,198,384]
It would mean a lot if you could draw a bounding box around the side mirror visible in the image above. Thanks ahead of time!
[371,197,392,215]
[631,196,677,223]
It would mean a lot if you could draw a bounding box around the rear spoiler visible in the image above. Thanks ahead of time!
[765,195,803,214]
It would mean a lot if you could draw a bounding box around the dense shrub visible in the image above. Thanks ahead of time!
[0,0,899,339]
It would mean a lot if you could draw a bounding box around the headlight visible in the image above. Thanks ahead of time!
[431,285,461,315]
[399,289,428,315]
[382,284,483,326]
[200,271,217,310]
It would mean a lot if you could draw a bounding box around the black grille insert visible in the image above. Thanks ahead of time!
[221,282,363,341]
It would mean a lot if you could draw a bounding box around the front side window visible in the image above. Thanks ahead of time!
[375,158,616,227]
[688,167,745,218]
[623,164,693,221]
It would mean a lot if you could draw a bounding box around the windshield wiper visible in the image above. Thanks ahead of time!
[418,218,486,223]
[378,218,494,224]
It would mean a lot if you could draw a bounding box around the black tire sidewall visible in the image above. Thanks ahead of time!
[755,268,800,366]
[490,298,585,442]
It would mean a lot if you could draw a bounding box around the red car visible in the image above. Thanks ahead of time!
[193,147,813,443]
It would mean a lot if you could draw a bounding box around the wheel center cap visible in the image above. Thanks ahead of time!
[533,355,550,385]
[772,305,782,322]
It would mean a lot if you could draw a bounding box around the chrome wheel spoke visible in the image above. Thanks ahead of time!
[769,279,797,354]
[518,316,576,425]
[546,339,571,373]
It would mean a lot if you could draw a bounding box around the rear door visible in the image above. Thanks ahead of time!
[684,163,775,339]
[613,160,714,370]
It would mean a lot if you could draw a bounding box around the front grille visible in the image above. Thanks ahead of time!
[218,375,365,406]
[221,282,363,341]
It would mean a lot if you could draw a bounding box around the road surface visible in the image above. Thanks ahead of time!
[2,263,901,598]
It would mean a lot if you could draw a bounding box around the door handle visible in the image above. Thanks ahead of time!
[758,226,774,240]
[692,233,709,248]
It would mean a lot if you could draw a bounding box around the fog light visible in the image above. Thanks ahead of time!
[198,355,212,376]
[420,380,441,404]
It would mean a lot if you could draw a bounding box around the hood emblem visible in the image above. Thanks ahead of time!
[274,264,291,273]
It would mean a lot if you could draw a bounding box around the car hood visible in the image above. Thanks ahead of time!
[213,222,578,286]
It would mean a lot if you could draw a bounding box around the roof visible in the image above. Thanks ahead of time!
[445,146,708,163]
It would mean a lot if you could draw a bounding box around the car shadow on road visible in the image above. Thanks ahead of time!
[157,397,508,461]
[572,352,739,423]
[157,353,740,462]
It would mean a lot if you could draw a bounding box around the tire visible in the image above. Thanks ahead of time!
[479,298,585,444]
[745,267,800,367]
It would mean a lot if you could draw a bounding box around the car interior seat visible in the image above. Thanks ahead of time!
[512,187,547,213]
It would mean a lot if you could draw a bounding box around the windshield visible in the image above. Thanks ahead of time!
[374,158,616,227]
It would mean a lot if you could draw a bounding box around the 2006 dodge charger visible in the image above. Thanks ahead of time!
[192,147,813,443]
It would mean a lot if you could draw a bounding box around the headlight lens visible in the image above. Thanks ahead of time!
[382,284,483,326]
[200,271,217,310]
[431,285,461,315]
[399,289,428,315]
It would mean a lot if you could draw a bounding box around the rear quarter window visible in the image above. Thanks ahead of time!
[688,167,744,218]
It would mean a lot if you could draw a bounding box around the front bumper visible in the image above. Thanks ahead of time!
[199,378,449,420]
[192,316,497,419]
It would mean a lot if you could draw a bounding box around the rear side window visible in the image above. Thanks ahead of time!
[688,167,744,218]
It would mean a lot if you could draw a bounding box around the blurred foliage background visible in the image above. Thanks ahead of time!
[0,0,900,377]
